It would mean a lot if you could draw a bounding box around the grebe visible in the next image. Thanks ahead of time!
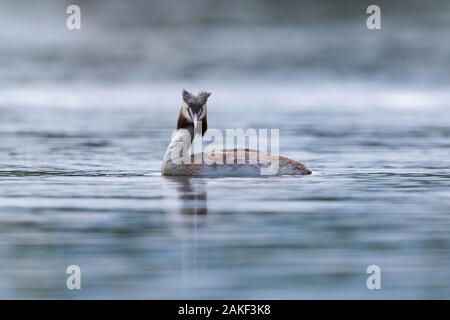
[161,90,311,176]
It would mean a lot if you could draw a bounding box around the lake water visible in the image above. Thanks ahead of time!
[0,0,449,299]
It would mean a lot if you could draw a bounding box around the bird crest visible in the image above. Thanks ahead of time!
[182,90,211,106]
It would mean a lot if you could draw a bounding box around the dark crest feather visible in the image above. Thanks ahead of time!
[182,89,193,104]
[197,91,211,105]
[182,89,211,105]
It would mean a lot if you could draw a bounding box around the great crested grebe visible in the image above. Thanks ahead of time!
[161,90,311,176]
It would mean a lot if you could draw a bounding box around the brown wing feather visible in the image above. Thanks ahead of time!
[194,149,311,175]
[163,149,311,176]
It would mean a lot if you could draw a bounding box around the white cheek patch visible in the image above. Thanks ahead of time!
[181,104,192,122]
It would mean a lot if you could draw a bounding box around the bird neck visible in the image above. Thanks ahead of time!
[163,110,208,164]
[163,128,193,164]
[177,110,208,138]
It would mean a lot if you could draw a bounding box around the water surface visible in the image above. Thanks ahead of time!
[1,103,449,299]
[0,0,449,299]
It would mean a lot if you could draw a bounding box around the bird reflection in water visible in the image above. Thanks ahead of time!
[175,178,208,216]
[164,176,208,227]
[166,177,209,293]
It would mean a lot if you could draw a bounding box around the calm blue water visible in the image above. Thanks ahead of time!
[0,0,449,299]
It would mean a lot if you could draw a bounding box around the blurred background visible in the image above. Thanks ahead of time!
[1,0,450,108]
[0,0,449,299]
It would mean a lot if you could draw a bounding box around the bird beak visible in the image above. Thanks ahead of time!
[193,115,199,129]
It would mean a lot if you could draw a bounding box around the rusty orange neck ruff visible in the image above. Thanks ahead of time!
[176,110,207,141]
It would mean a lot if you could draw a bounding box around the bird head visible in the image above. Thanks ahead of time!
[177,89,211,136]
